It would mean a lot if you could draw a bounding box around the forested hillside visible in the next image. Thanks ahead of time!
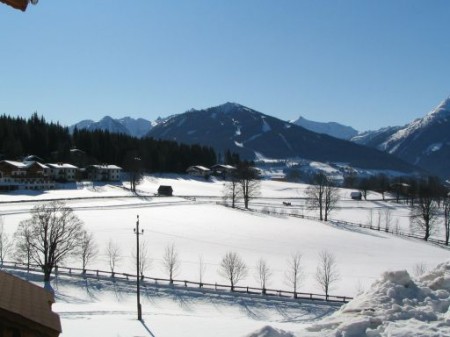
[0,113,217,173]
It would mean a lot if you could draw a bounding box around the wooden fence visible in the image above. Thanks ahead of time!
[0,261,351,304]
[286,213,449,248]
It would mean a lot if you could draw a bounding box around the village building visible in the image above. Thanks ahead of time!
[86,164,122,182]
[0,160,55,191]
[46,163,79,182]
[210,164,236,178]
[158,185,173,196]
[0,271,62,337]
[186,165,211,177]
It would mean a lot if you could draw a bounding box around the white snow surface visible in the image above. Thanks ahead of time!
[1,175,449,336]
[299,261,450,337]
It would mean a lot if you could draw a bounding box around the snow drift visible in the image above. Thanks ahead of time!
[301,261,450,336]
[246,261,450,336]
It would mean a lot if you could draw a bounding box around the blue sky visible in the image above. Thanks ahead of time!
[1,0,450,131]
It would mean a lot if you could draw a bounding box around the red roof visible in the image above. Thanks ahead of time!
[0,0,30,11]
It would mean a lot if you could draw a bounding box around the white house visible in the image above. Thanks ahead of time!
[46,163,78,182]
[86,164,122,181]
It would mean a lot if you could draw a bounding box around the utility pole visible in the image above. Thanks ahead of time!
[134,215,144,320]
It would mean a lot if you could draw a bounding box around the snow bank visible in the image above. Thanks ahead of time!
[302,261,450,336]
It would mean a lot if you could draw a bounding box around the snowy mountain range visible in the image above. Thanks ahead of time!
[350,98,450,178]
[291,116,358,140]
[69,116,153,138]
[68,97,450,178]
[145,102,415,173]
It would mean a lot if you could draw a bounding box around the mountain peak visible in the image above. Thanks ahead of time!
[292,115,358,140]
[216,102,247,113]
[427,97,450,119]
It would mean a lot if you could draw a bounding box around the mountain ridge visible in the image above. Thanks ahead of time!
[146,102,418,174]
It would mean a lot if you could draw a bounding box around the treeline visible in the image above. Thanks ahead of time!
[0,113,219,173]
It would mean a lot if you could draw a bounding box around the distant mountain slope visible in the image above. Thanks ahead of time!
[351,126,402,148]
[291,116,358,140]
[146,102,417,173]
[70,116,152,138]
[350,97,450,179]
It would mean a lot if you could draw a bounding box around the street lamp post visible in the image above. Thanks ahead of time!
[134,215,144,320]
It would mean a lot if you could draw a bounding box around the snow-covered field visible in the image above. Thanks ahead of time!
[1,175,449,336]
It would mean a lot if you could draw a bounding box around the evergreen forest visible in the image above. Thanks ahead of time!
[0,113,220,173]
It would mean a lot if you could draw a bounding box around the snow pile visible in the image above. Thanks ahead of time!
[303,261,450,336]
[245,326,294,337]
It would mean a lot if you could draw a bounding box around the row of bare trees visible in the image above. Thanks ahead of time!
[102,242,341,297]
[305,172,450,244]
[220,250,340,297]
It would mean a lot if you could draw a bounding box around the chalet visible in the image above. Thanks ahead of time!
[186,165,211,177]
[86,165,122,182]
[0,271,62,337]
[46,163,78,182]
[210,164,236,178]
[0,160,54,191]
[158,185,173,196]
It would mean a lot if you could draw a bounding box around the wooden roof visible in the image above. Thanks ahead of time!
[0,271,62,333]
[0,0,30,11]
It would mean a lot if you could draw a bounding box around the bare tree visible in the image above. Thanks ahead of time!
[383,208,392,232]
[199,255,207,284]
[80,230,98,271]
[131,239,151,278]
[410,194,439,241]
[14,201,84,283]
[236,162,260,209]
[444,196,450,245]
[106,240,122,275]
[14,220,33,271]
[219,251,248,290]
[124,153,143,193]
[284,253,304,297]
[376,209,382,231]
[222,174,241,208]
[306,173,339,221]
[162,243,180,283]
[315,250,340,298]
[367,209,374,229]
[410,178,443,241]
[0,218,12,264]
[255,258,272,294]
